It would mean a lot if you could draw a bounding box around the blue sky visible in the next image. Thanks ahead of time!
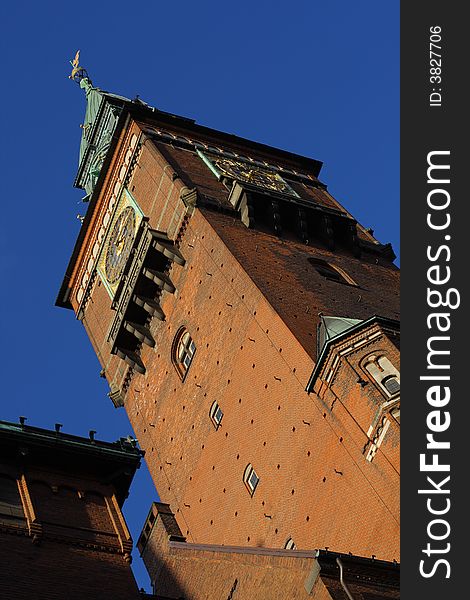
[1,1,398,591]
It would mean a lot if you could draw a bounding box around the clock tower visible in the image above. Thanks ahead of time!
[57,57,400,588]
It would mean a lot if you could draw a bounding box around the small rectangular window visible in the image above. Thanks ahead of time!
[244,464,260,495]
[174,329,196,379]
[210,401,223,429]
[248,471,259,490]
[383,377,400,395]
[214,406,223,426]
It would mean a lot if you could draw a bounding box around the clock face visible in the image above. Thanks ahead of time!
[212,157,296,196]
[104,206,136,284]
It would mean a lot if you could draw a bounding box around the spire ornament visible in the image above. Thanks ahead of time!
[69,50,90,83]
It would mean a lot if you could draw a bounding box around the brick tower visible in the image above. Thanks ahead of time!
[57,59,400,580]
[0,419,143,600]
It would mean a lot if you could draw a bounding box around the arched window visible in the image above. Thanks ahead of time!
[209,401,223,429]
[0,475,25,524]
[172,328,196,379]
[364,355,400,397]
[243,463,259,496]
[308,257,357,286]
[284,537,297,550]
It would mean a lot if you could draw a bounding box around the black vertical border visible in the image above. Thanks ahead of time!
[401,3,466,598]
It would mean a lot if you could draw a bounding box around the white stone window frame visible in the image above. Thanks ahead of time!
[390,406,400,424]
[284,537,297,550]
[209,401,224,430]
[173,328,196,380]
[363,354,400,399]
[361,353,400,462]
[365,416,391,462]
[243,464,260,496]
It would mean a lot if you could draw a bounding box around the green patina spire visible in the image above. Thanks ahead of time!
[69,51,125,197]
[78,76,104,166]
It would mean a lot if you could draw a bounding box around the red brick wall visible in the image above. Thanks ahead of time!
[76,122,400,562]
[30,482,114,535]
[201,207,399,358]
[315,329,401,473]
[0,533,140,600]
[0,461,140,600]
[115,207,399,560]
[81,276,127,384]
[139,504,400,600]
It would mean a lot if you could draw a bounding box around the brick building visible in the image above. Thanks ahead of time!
[137,502,400,600]
[0,419,399,600]
[0,419,143,600]
[55,59,400,597]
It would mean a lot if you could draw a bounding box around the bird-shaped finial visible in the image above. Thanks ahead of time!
[69,50,89,83]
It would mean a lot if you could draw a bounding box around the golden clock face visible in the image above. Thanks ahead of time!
[212,157,296,196]
[104,206,136,284]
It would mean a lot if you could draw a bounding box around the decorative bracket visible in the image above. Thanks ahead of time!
[108,224,185,378]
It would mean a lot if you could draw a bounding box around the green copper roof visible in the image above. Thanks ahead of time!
[0,419,143,504]
[76,77,132,195]
[0,419,142,458]
[306,315,400,393]
[79,77,104,164]
[317,315,363,355]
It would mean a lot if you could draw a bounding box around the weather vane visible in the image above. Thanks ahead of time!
[69,50,89,83]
